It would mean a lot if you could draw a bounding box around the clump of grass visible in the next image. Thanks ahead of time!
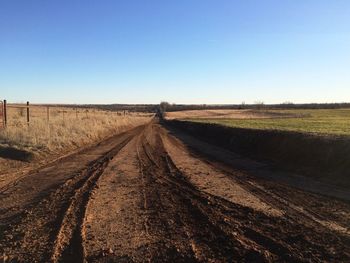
[188,109,350,136]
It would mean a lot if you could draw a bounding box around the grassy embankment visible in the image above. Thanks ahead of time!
[189,109,350,136]
[169,109,350,188]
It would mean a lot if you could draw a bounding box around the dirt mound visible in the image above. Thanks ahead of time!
[167,120,350,188]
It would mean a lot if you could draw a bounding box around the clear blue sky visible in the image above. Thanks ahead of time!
[1,0,349,104]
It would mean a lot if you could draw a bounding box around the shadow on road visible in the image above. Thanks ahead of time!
[0,146,33,162]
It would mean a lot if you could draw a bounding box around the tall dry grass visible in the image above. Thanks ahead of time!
[0,105,152,155]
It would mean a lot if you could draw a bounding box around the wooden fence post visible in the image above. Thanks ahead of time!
[47,106,50,124]
[3,100,7,127]
[0,101,3,128]
[26,101,30,126]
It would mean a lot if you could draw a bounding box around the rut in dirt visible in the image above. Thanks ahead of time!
[135,129,243,261]
[50,134,136,263]
[139,125,350,262]
[82,122,350,262]
[0,126,142,263]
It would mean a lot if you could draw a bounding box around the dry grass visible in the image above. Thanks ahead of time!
[165,109,297,120]
[0,105,152,155]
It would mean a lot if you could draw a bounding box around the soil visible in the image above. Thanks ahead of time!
[1,119,349,262]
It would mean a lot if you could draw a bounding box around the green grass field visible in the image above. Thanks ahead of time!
[189,109,350,136]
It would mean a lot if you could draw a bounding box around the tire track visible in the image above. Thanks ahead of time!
[163,126,350,235]
[50,134,135,263]
[0,126,143,263]
[138,128,265,261]
[160,146,275,261]
[158,123,350,261]
[202,158,350,235]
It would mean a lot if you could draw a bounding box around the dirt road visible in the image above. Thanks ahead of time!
[1,120,350,262]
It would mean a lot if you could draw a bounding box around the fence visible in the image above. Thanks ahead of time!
[0,100,4,128]
[0,100,132,129]
[0,100,31,128]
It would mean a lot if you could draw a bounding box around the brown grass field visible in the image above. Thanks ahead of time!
[0,105,152,174]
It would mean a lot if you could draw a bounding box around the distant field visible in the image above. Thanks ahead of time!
[165,109,302,120]
[181,109,350,136]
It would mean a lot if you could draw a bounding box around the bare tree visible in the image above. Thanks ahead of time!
[240,101,246,109]
[158,101,170,118]
[254,101,265,110]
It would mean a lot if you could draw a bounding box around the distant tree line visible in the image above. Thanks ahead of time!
[41,102,350,114]
[43,104,159,113]
[156,102,350,112]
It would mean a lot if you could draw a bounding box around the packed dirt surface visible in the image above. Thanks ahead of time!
[165,109,296,120]
[1,119,350,262]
